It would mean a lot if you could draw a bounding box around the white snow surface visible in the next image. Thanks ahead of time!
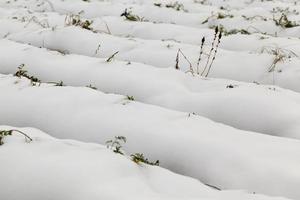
[0,125,293,200]
[1,75,300,200]
[1,39,300,140]
[1,0,300,200]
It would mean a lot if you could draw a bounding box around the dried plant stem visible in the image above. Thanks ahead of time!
[106,51,119,62]
[205,31,222,77]
[177,49,194,74]
[174,28,221,77]
[94,44,101,55]
[201,27,219,76]
[196,37,205,74]
[25,16,50,28]
[175,50,180,70]
[10,129,33,142]
[104,21,111,34]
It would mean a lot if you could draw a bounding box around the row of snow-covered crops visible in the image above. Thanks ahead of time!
[1,0,300,200]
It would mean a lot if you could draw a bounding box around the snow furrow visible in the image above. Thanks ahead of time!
[1,39,300,139]
[0,125,292,200]
[0,76,300,199]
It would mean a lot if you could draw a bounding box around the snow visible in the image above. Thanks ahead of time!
[1,75,300,199]
[0,4,300,91]
[1,0,300,199]
[0,125,293,200]
[1,39,300,140]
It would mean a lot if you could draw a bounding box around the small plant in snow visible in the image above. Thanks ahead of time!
[202,12,234,24]
[166,2,185,11]
[242,15,268,22]
[65,14,93,30]
[15,65,67,86]
[106,136,127,155]
[259,46,298,72]
[193,0,209,5]
[212,25,251,36]
[188,112,196,117]
[0,130,11,145]
[126,95,135,101]
[175,26,222,77]
[121,9,147,22]
[14,64,41,86]
[0,129,33,145]
[106,136,160,166]
[54,81,64,86]
[273,13,298,28]
[166,2,187,12]
[154,2,187,12]
[122,95,135,105]
[271,7,299,15]
[131,153,160,166]
[86,84,97,90]
[226,84,238,89]
[222,28,250,36]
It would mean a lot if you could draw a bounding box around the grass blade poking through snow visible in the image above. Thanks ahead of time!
[0,129,32,145]
[106,51,119,62]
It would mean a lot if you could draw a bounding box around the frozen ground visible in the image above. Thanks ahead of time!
[1,0,300,200]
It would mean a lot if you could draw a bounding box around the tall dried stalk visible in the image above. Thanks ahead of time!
[201,27,219,76]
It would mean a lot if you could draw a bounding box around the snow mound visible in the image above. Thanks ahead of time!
[0,75,300,199]
[0,126,291,200]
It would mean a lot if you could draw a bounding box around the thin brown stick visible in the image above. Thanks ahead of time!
[175,49,180,70]
[11,129,33,142]
[204,183,221,191]
[205,31,222,77]
[178,49,194,74]
[94,44,101,55]
[201,27,219,76]
[106,51,119,62]
[104,21,111,34]
[196,37,205,74]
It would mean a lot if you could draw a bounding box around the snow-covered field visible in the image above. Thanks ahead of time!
[1,0,300,200]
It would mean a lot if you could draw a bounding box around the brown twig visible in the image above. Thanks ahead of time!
[205,31,222,77]
[196,37,205,74]
[176,49,194,75]
[106,51,119,62]
[201,26,219,76]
